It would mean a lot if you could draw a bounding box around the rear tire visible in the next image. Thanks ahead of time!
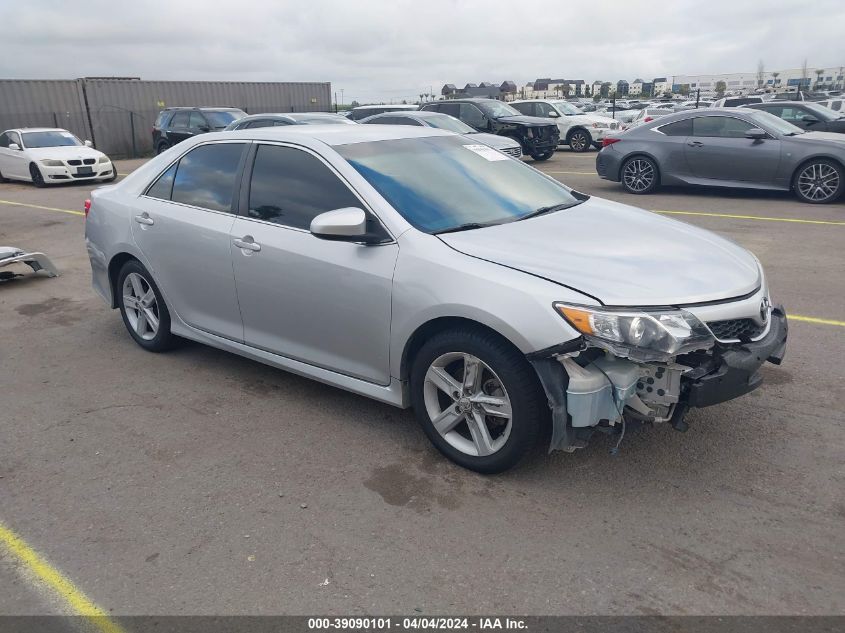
[792,159,843,204]
[29,163,46,188]
[621,155,659,194]
[117,260,178,352]
[156,141,171,155]
[567,128,592,152]
[410,327,545,474]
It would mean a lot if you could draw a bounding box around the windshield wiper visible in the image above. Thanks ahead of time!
[519,200,583,221]
[434,222,489,235]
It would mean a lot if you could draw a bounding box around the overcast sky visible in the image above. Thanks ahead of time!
[2,0,843,103]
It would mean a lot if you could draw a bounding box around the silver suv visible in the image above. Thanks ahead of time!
[85,126,788,473]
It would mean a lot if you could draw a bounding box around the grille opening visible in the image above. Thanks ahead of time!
[707,318,764,341]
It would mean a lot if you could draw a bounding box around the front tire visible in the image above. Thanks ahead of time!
[530,149,555,161]
[621,155,659,194]
[793,159,843,204]
[117,260,177,352]
[410,328,545,473]
[107,162,118,182]
[29,163,46,188]
[567,128,592,152]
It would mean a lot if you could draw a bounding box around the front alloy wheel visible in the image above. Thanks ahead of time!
[794,160,843,204]
[568,129,591,152]
[621,156,659,194]
[410,328,545,473]
[29,163,46,188]
[423,352,513,458]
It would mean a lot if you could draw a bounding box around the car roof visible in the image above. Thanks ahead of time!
[163,106,242,111]
[200,124,455,146]
[6,127,68,133]
[366,111,442,119]
[352,104,418,110]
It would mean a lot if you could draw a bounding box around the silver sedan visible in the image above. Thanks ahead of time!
[85,125,787,472]
[596,107,845,203]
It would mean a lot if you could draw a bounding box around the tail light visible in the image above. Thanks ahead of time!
[644,116,654,122]
[602,138,621,147]
[84,199,91,218]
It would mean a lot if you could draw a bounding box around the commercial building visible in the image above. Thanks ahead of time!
[672,66,844,94]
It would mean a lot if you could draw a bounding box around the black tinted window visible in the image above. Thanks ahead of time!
[460,104,486,128]
[659,118,693,136]
[437,103,460,117]
[0,132,8,148]
[692,116,754,138]
[171,143,245,212]
[170,112,189,128]
[146,163,177,200]
[510,102,533,115]
[189,112,206,128]
[248,145,360,230]
[374,116,421,126]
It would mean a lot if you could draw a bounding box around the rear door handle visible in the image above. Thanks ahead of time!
[687,141,703,147]
[233,237,261,252]
[134,213,154,226]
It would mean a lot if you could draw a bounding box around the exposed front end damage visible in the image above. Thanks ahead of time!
[531,305,788,453]
[0,246,59,281]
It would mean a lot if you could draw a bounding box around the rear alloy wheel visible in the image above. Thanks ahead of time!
[621,156,659,194]
[793,159,843,204]
[156,141,171,155]
[29,163,46,188]
[410,328,545,473]
[567,128,592,152]
[117,260,177,352]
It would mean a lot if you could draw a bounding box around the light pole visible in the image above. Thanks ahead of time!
[340,89,344,107]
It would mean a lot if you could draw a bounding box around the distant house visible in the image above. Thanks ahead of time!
[629,78,644,96]
[616,79,630,96]
[530,78,586,98]
[440,81,519,100]
[652,77,671,95]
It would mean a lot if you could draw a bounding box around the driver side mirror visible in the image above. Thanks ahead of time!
[84,140,93,147]
[548,110,560,118]
[801,115,820,124]
[310,207,388,244]
[8,143,20,151]
[745,128,768,140]
[198,125,211,132]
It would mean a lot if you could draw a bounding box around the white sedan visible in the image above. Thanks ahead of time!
[0,128,116,187]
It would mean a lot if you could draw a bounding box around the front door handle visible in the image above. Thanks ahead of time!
[134,213,154,226]
[687,141,703,147]
[233,236,261,252]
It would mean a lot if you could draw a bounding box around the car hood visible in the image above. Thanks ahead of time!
[497,115,557,127]
[438,197,760,306]
[25,146,105,160]
[581,113,617,124]
[792,131,845,145]
[466,132,520,150]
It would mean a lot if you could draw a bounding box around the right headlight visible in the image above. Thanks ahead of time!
[554,303,715,362]
[41,159,64,167]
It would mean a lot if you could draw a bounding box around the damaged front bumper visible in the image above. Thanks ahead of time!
[531,305,788,452]
[0,246,59,280]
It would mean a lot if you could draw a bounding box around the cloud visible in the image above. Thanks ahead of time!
[2,0,843,103]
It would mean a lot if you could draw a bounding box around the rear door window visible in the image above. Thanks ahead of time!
[437,103,460,118]
[170,143,246,212]
[658,118,693,136]
[170,112,189,128]
[510,102,534,116]
[189,112,207,129]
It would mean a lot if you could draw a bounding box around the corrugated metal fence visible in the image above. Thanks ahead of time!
[0,79,331,158]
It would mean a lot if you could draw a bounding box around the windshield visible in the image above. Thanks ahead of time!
[746,110,805,135]
[550,101,583,115]
[21,131,82,148]
[205,110,246,127]
[297,117,352,125]
[478,101,522,118]
[803,103,840,121]
[420,114,475,134]
[337,135,580,233]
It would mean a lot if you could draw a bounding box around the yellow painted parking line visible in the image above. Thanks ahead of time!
[0,199,84,216]
[0,522,125,633]
[790,315,845,327]
[653,209,845,226]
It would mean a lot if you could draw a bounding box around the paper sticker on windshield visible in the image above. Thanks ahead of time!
[462,144,509,161]
[60,132,75,138]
